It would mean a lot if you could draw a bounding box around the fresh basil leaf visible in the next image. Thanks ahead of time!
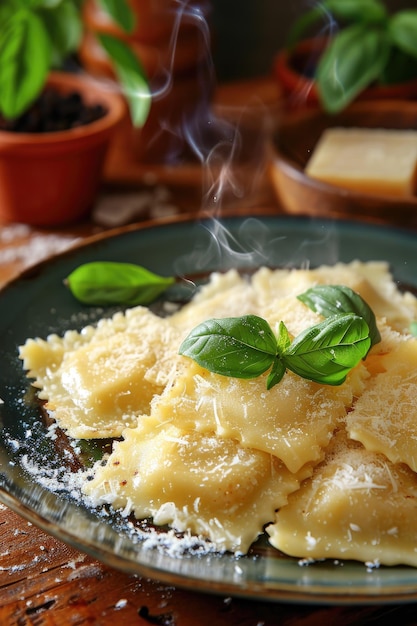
[410,321,417,337]
[29,0,64,7]
[266,358,286,390]
[324,0,387,24]
[389,11,417,60]
[0,9,51,119]
[39,0,82,66]
[98,0,136,33]
[179,315,277,379]
[66,261,175,306]
[283,314,371,385]
[297,284,381,348]
[316,24,389,113]
[98,33,151,127]
[276,320,291,354]
[0,2,14,22]
[287,0,386,49]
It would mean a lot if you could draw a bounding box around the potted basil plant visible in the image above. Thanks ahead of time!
[0,0,151,226]
[274,0,417,113]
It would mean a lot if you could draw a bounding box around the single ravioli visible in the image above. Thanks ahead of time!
[82,416,309,553]
[146,359,362,473]
[347,338,417,472]
[253,261,417,334]
[19,306,182,438]
[170,269,260,332]
[267,430,417,567]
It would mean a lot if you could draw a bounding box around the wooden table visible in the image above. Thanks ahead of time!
[1,80,417,625]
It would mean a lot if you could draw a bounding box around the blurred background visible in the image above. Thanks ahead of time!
[211,0,416,81]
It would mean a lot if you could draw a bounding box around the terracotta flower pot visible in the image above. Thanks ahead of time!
[0,72,126,226]
[274,37,417,111]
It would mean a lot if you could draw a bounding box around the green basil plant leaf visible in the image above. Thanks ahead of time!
[297,284,381,348]
[98,33,151,127]
[324,0,387,24]
[287,0,387,50]
[66,261,175,306]
[39,0,83,67]
[389,10,417,61]
[0,9,51,119]
[179,315,278,379]
[29,0,65,8]
[284,313,371,385]
[410,321,417,337]
[98,0,136,34]
[316,23,389,113]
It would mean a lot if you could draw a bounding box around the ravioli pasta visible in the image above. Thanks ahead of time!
[20,307,182,438]
[83,416,308,553]
[19,262,417,562]
[267,430,417,567]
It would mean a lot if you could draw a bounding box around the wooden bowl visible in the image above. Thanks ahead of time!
[269,101,417,226]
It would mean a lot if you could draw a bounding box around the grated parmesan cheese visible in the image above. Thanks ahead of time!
[17,262,417,565]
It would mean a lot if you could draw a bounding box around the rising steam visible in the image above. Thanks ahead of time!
[151,0,271,216]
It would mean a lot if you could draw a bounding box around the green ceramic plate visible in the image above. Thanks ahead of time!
[1,214,417,605]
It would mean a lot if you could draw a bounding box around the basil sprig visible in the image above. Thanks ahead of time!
[287,0,417,113]
[66,261,174,306]
[179,285,379,389]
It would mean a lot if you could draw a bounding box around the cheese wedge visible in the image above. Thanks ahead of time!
[306,128,417,197]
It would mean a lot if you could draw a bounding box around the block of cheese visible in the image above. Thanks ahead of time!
[305,127,417,197]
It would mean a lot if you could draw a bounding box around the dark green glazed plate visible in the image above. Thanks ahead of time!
[1,213,417,604]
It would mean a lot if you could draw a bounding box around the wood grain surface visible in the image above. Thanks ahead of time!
[2,504,417,625]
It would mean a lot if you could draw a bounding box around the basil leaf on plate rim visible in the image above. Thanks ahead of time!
[66,261,175,306]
